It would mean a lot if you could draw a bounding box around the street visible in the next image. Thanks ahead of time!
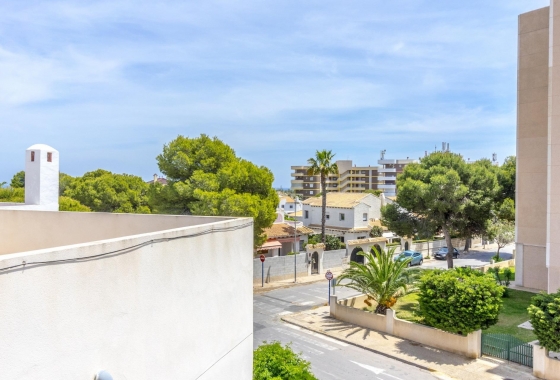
[420,244,514,270]
[253,281,438,380]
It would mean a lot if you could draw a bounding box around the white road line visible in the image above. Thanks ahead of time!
[299,301,314,305]
[284,324,349,347]
[350,361,384,374]
[273,327,338,351]
[278,311,293,316]
[380,373,403,380]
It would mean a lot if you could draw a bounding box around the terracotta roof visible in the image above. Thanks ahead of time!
[264,223,313,239]
[368,219,388,231]
[286,210,303,217]
[147,178,168,185]
[257,240,283,251]
[302,192,370,208]
[280,196,295,203]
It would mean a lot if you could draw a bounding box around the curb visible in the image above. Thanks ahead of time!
[253,273,343,294]
[280,315,455,380]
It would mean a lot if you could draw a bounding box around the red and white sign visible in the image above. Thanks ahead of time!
[325,270,333,281]
[260,254,266,263]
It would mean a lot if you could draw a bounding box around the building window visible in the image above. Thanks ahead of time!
[289,205,293,209]
[309,191,314,195]
[357,236,366,239]
[281,204,285,208]
[47,152,52,162]
[363,213,367,221]
[305,210,309,219]
[31,151,35,162]
[339,213,345,221]
[326,213,330,220]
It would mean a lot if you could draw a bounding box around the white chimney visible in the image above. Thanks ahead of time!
[25,144,59,211]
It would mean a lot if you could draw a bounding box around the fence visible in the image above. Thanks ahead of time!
[389,237,482,256]
[482,333,533,367]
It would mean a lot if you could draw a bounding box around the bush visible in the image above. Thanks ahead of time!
[253,342,318,380]
[306,234,342,251]
[528,291,560,351]
[370,225,383,238]
[418,268,504,335]
[491,255,504,263]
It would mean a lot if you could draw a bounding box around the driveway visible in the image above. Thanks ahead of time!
[420,244,514,270]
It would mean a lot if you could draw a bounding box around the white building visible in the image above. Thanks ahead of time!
[0,146,253,379]
[301,192,388,242]
[278,194,303,216]
[0,144,59,211]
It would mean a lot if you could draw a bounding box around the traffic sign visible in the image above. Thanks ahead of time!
[325,270,333,281]
[260,254,265,263]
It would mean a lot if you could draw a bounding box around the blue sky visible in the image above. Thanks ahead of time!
[0,0,550,188]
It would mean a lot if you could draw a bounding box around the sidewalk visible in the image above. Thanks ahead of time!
[253,268,344,294]
[282,306,536,380]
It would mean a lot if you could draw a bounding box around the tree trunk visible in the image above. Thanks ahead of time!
[496,246,501,260]
[441,225,454,269]
[321,174,326,244]
[463,238,470,252]
[374,304,388,315]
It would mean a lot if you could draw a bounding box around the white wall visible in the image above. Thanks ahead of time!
[0,216,253,380]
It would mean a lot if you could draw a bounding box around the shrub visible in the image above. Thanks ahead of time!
[253,341,318,380]
[370,225,383,238]
[528,291,560,352]
[491,255,504,263]
[306,234,342,251]
[418,268,504,335]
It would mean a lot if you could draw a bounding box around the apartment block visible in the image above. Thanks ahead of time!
[291,156,416,199]
[516,2,560,292]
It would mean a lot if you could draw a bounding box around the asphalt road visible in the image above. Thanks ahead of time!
[419,244,514,270]
[253,281,438,380]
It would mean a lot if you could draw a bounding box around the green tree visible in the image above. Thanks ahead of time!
[153,135,277,247]
[370,225,383,238]
[365,189,383,196]
[59,173,74,196]
[486,219,515,259]
[64,169,151,213]
[392,152,498,268]
[253,342,317,380]
[0,187,24,203]
[528,291,560,352]
[307,150,338,244]
[337,247,418,314]
[497,156,516,204]
[10,171,25,188]
[59,196,91,212]
[418,268,503,335]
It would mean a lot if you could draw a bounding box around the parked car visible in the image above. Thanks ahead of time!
[393,250,423,266]
[433,247,459,260]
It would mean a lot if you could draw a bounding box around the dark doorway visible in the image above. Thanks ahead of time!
[350,247,364,264]
[311,252,319,274]
[404,241,409,250]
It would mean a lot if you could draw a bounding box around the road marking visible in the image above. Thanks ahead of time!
[273,327,338,351]
[380,373,403,380]
[284,324,349,347]
[299,301,314,306]
[350,361,384,375]
[278,311,293,316]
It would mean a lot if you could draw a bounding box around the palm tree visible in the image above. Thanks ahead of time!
[307,150,338,244]
[337,247,418,314]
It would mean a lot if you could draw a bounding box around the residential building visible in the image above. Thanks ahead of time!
[516,3,560,293]
[258,211,313,256]
[147,173,168,185]
[278,193,303,216]
[0,145,252,379]
[290,155,416,199]
[301,192,389,242]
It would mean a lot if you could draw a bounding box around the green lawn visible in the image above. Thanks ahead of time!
[391,288,536,342]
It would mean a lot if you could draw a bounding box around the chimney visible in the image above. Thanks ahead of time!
[153,173,158,182]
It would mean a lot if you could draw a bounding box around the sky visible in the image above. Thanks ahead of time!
[0,0,551,188]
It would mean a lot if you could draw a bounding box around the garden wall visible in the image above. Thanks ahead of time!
[390,237,482,256]
[533,345,560,380]
[475,259,515,273]
[330,294,481,359]
[253,249,347,284]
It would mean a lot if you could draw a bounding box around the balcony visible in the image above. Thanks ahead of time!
[378,176,397,182]
[378,184,396,189]
[378,159,396,165]
[378,167,396,173]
